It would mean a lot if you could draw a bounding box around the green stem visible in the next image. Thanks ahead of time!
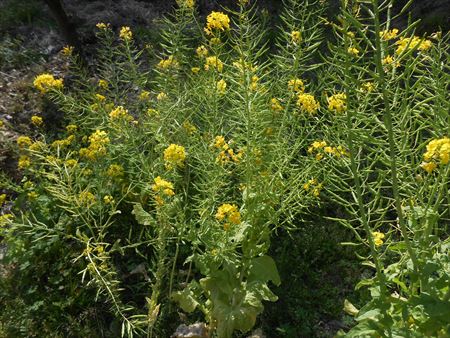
[371,0,420,282]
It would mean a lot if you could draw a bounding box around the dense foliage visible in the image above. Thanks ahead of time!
[1,0,449,337]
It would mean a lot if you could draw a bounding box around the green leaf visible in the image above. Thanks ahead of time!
[132,203,154,226]
[248,255,281,286]
[172,288,199,313]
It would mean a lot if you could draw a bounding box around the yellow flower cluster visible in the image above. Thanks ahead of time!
[79,191,96,206]
[157,92,168,101]
[109,106,133,121]
[215,203,241,230]
[270,98,283,112]
[303,178,323,197]
[347,47,359,56]
[361,82,374,92]
[103,195,114,204]
[213,136,243,164]
[196,45,208,58]
[158,55,179,70]
[96,22,109,30]
[18,155,31,169]
[421,137,450,173]
[216,79,227,94]
[308,140,347,160]
[288,78,305,93]
[204,11,230,36]
[291,30,301,44]
[139,91,150,100]
[119,26,133,41]
[33,73,63,94]
[182,121,197,135]
[31,115,43,126]
[65,159,78,168]
[395,36,432,55]
[327,93,347,113]
[297,93,320,114]
[177,0,195,8]
[379,28,399,41]
[372,231,385,247]
[79,130,110,160]
[66,124,78,134]
[107,164,124,178]
[249,75,259,91]
[232,58,257,73]
[204,56,223,72]
[51,134,75,149]
[98,79,108,89]
[0,214,13,226]
[61,45,74,56]
[152,176,175,205]
[164,144,186,170]
[17,136,32,148]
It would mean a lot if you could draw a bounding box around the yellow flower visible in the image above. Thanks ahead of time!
[183,121,197,135]
[327,93,347,113]
[0,120,4,128]
[291,30,302,44]
[0,214,13,226]
[372,231,385,247]
[119,26,132,41]
[288,78,305,93]
[164,144,186,169]
[107,164,124,178]
[216,203,241,230]
[0,194,6,206]
[214,135,227,149]
[66,124,78,134]
[27,191,38,200]
[216,79,227,94]
[103,195,114,204]
[379,28,399,41]
[65,159,78,168]
[250,75,259,91]
[18,155,31,169]
[204,11,231,36]
[139,91,150,100]
[152,176,175,203]
[210,37,221,45]
[98,79,108,89]
[423,137,450,166]
[33,73,63,93]
[361,82,374,92]
[270,98,283,112]
[80,130,110,160]
[196,45,209,58]
[17,136,32,148]
[96,22,109,30]
[31,115,43,126]
[79,191,96,206]
[109,106,132,121]
[147,108,160,116]
[177,0,195,8]
[204,56,223,72]
[191,67,200,74]
[348,47,359,56]
[95,93,106,101]
[157,92,168,101]
[297,93,320,114]
[382,55,397,67]
[420,161,437,174]
[157,55,179,70]
[61,45,74,56]
[396,36,432,55]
